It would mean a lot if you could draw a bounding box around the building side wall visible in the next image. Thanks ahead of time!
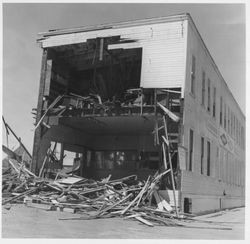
[180,20,245,213]
[41,20,188,89]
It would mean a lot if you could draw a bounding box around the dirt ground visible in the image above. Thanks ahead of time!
[1,204,245,239]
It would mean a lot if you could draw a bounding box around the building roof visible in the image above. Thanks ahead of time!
[38,13,189,39]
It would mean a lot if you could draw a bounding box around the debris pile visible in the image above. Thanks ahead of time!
[2,155,186,227]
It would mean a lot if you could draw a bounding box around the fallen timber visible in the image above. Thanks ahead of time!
[2,156,232,230]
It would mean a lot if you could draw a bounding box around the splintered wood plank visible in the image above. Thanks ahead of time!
[158,196,173,212]
[153,191,164,211]
[134,216,154,227]
[44,59,52,96]
[157,102,180,122]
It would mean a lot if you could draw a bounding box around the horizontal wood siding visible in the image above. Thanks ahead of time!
[140,21,187,88]
[41,20,187,89]
[179,20,245,213]
[181,170,244,197]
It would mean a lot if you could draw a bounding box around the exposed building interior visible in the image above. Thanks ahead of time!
[34,35,183,191]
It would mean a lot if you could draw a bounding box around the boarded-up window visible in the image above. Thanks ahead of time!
[207,79,211,112]
[212,87,216,118]
[189,129,194,171]
[201,71,205,106]
[191,55,196,95]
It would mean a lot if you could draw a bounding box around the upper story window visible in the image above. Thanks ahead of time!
[201,71,205,106]
[191,55,196,95]
[233,114,236,139]
[241,126,245,149]
[207,79,211,112]
[220,96,223,125]
[236,118,239,144]
[231,112,233,137]
[224,104,227,130]
[212,87,216,118]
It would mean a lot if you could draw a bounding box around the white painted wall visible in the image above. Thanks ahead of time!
[180,19,245,213]
[41,20,188,89]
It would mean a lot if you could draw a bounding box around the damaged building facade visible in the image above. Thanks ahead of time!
[31,13,245,214]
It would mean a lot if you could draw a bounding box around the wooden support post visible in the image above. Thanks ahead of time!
[162,115,179,218]
[140,88,143,115]
[99,38,104,61]
[38,148,50,178]
[31,49,48,174]
[162,143,168,170]
[154,89,157,115]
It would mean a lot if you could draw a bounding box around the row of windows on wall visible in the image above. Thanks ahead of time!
[219,97,244,149]
[191,55,217,119]
[188,129,211,176]
[190,55,245,150]
[218,150,244,187]
[188,129,244,187]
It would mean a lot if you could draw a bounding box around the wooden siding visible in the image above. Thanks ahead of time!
[41,21,187,89]
[180,18,245,212]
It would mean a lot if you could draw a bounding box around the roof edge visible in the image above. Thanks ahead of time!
[38,13,189,38]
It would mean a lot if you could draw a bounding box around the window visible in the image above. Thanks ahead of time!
[201,137,204,174]
[231,112,233,137]
[212,87,216,118]
[201,71,205,106]
[220,97,223,125]
[207,141,211,176]
[207,79,211,112]
[233,115,235,139]
[224,104,227,130]
[228,108,230,134]
[241,126,244,149]
[236,119,238,144]
[191,55,196,95]
[189,129,194,171]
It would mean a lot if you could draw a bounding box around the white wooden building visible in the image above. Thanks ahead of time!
[32,13,245,213]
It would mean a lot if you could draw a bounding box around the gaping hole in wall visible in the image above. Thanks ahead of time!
[38,36,182,186]
[47,36,142,105]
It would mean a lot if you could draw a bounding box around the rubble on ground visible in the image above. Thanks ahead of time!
[2,155,190,227]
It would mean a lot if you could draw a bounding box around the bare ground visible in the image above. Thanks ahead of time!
[1,204,245,239]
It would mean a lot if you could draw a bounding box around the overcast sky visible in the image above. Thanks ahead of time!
[2,3,245,153]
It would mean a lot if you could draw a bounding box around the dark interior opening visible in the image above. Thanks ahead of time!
[48,36,142,105]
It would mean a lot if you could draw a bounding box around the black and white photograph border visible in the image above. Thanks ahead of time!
[1,0,249,241]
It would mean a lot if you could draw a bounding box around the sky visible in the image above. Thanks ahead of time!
[2,2,246,154]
